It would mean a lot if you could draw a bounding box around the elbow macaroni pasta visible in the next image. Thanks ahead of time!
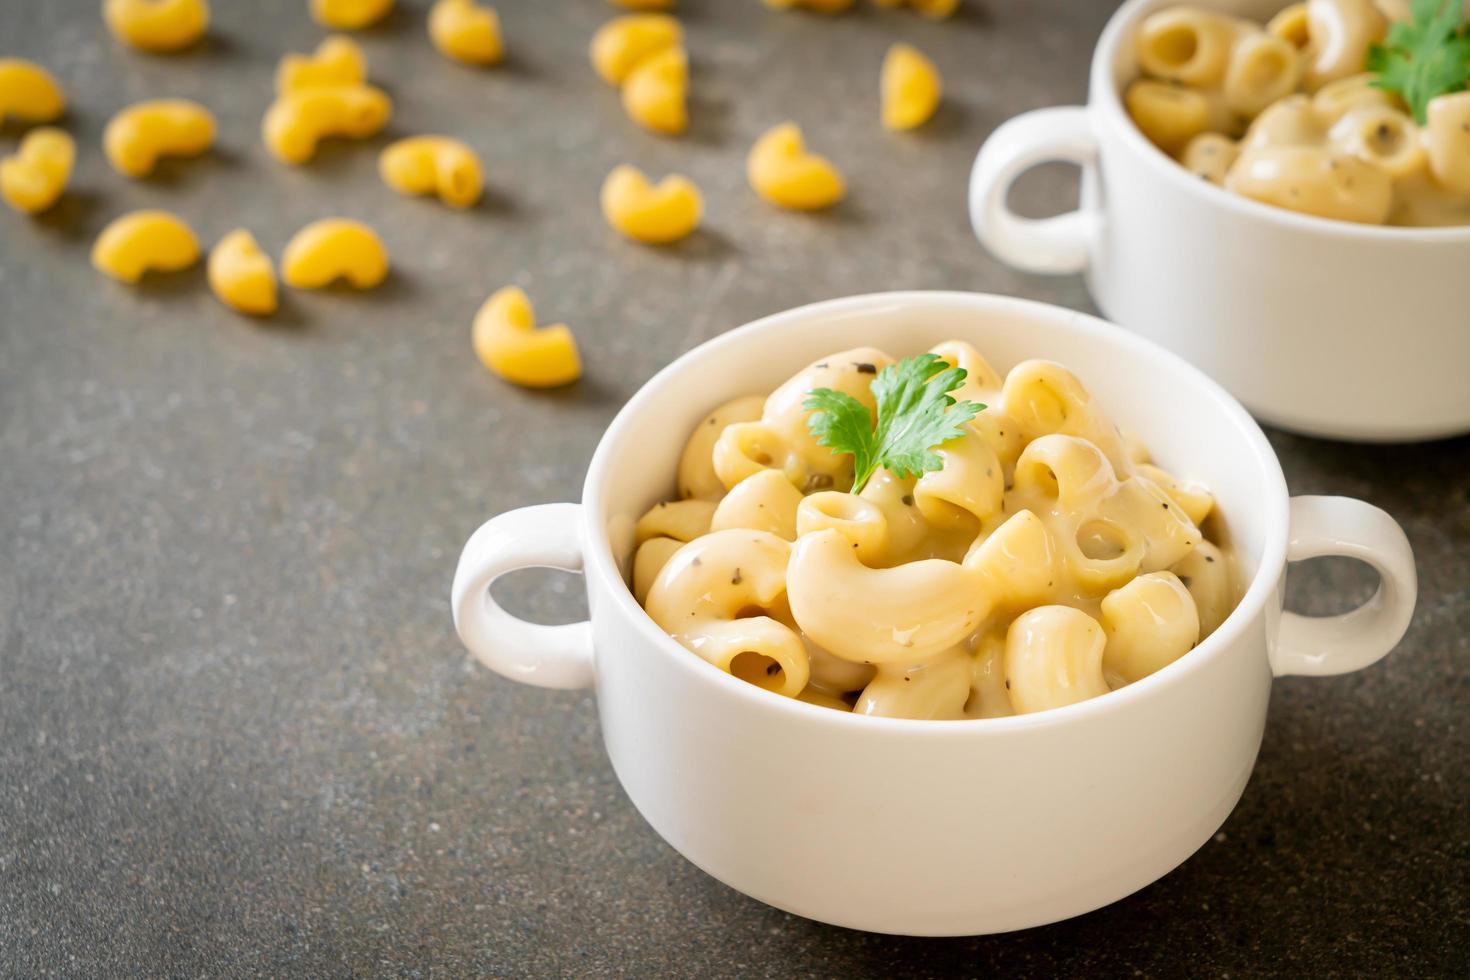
[104,99,215,178]
[263,85,391,164]
[1126,1,1470,225]
[281,218,388,289]
[379,136,484,209]
[1,127,74,214]
[207,229,278,316]
[428,0,504,66]
[472,286,582,388]
[311,0,394,30]
[639,341,1237,719]
[747,122,846,210]
[92,209,200,283]
[762,0,856,12]
[600,164,703,243]
[590,15,682,85]
[874,0,962,17]
[881,43,942,131]
[277,36,366,94]
[0,59,66,125]
[103,0,209,53]
[622,46,688,135]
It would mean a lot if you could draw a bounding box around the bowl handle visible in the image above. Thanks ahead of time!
[1271,496,1417,677]
[450,502,595,690]
[968,105,1101,275]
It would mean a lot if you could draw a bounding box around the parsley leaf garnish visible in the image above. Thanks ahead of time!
[803,353,984,494]
[1367,0,1470,124]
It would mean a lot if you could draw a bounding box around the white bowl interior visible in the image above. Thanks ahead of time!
[586,293,1287,658]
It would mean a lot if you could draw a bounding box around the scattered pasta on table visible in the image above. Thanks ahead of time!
[208,229,279,316]
[103,99,215,178]
[601,164,702,243]
[1,127,74,214]
[472,286,582,388]
[92,209,201,283]
[103,0,209,53]
[281,218,389,289]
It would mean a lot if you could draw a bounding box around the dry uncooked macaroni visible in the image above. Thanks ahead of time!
[472,286,581,388]
[103,0,209,53]
[881,43,942,130]
[601,164,703,243]
[428,0,504,66]
[379,136,485,208]
[92,210,200,283]
[262,84,391,164]
[277,36,366,94]
[104,99,215,178]
[208,229,278,316]
[638,342,1236,720]
[747,122,846,209]
[1,128,74,214]
[762,0,856,13]
[281,218,388,289]
[0,59,66,125]
[311,0,394,30]
[622,46,687,135]
[591,15,682,84]
[874,0,962,20]
[1125,1,1470,225]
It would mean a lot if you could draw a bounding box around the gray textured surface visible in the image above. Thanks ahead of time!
[1,0,1466,976]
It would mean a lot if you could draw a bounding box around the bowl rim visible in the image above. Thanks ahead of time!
[581,290,1290,735]
[1091,0,1470,243]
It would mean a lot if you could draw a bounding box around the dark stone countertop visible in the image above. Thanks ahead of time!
[1,1,1465,976]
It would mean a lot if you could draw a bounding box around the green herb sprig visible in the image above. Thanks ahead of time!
[1367,0,1470,123]
[803,353,984,495]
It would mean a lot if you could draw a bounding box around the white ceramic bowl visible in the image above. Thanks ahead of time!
[969,0,1470,443]
[451,292,1417,936]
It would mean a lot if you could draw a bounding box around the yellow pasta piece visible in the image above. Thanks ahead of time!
[636,499,716,544]
[601,164,702,244]
[881,43,941,131]
[1180,132,1239,184]
[612,0,674,8]
[281,219,388,289]
[621,46,687,135]
[103,0,209,53]
[1124,79,1210,156]
[103,99,215,178]
[874,0,960,18]
[472,286,581,388]
[428,0,503,66]
[311,0,394,30]
[633,537,684,605]
[262,84,391,164]
[207,229,278,316]
[1227,145,1392,224]
[762,0,855,12]
[91,210,200,283]
[1267,3,1311,48]
[0,59,66,125]
[276,36,366,94]
[590,14,681,85]
[0,127,74,215]
[747,122,845,210]
[379,136,484,208]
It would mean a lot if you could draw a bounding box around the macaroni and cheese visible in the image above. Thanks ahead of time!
[637,342,1235,719]
[1125,1,1470,225]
